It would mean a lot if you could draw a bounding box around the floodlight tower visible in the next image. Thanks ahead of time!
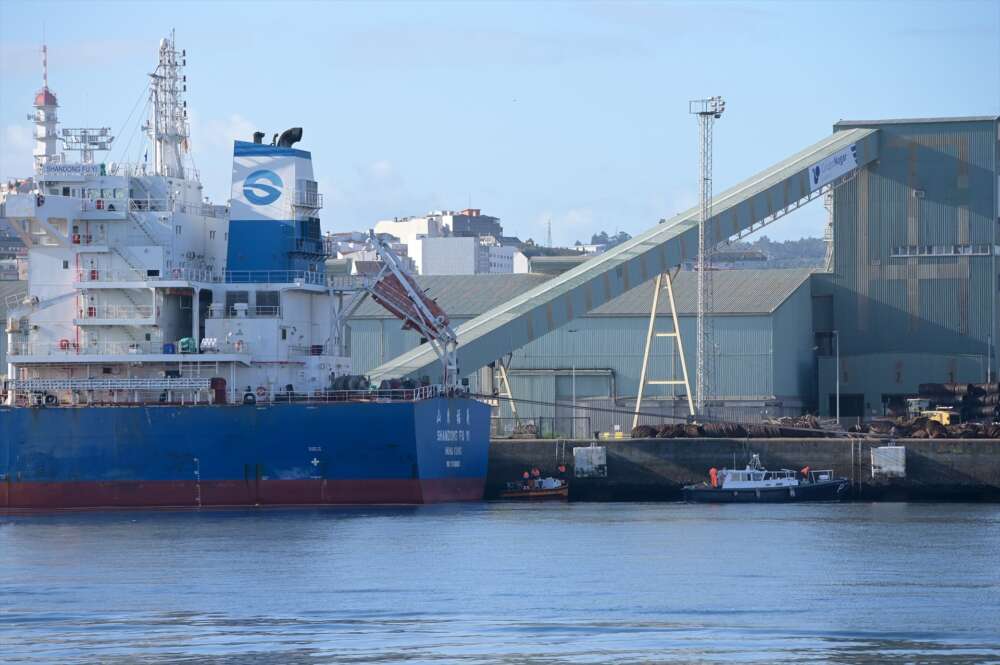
[689,96,725,417]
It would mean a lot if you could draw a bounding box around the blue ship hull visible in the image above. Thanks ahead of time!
[0,397,490,509]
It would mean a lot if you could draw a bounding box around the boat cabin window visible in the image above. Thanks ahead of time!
[62,186,70,196]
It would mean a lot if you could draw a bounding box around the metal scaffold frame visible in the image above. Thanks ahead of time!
[495,355,519,423]
[632,269,694,430]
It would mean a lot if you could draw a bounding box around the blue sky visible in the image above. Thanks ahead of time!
[1,0,997,244]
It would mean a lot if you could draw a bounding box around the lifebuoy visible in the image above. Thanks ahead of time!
[59,338,70,350]
[256,386,267,398]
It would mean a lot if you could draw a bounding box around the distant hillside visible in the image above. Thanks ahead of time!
[728,236,826,268]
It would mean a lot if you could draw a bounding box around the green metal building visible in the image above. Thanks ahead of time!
[349,269,816,435]
[814,117,999,417]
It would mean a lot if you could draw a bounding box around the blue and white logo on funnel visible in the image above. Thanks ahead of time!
[243,169,283,205]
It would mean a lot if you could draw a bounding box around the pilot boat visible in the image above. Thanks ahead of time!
[682,454,849,503]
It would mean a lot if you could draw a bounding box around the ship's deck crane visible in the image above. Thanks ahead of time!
[365,232,459,388]
[327,232,460,390]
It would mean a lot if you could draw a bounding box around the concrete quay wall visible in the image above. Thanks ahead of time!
[487,438,1000,501]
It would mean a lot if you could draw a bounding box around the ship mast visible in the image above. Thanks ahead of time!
[143,30,189,178]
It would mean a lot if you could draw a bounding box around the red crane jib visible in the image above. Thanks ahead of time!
[369,272,450,333]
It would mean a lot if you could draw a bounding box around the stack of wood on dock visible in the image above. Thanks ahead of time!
[917,383,1000,422]
[631,415,838,439]
[850,418,1000,439]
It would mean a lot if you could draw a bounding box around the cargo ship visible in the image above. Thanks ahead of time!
[0,35,490,509]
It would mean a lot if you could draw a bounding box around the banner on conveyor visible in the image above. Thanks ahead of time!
[808,144,857,191]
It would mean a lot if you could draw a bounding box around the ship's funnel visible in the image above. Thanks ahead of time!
[227,133,323,278]
[277,127,302,148]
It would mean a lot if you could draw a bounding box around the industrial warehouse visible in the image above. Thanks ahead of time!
[357,116,999,433]
[2,116,997,436]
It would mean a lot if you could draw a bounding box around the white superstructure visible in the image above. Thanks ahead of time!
[1,36,362,406]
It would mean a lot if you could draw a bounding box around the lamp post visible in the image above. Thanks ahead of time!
[833,329,840,422]
[568,328,578,439]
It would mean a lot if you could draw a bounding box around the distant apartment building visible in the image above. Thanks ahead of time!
[408,235,528,276]
[373,214,448,249]
[411,236,477,275]
[361,208,526,275]
[375,208,504,242]
[448,208,503,239]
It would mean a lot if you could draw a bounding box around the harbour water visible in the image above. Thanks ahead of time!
[3,503,999,663]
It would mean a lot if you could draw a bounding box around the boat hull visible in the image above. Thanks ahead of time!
[498,486,569,501]
[0,397,490,509]
[682,479,849,503]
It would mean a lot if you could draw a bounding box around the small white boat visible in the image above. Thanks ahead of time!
[683,454,849,503]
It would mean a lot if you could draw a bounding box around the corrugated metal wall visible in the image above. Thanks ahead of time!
[816,118,999,414]
[349,278,816,430]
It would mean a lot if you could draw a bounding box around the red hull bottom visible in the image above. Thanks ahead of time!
[2,478,486,510]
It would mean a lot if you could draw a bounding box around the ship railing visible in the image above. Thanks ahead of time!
[291,189,324,209]
[288,343,338,356]
[75,268,326,286]
[80,198,128,215]
[251,384,447,404]
[4,291,27,308]
[9,377,212,391]
[76,268,150,283]
[209,305,282,319]
[78,305,155,320]
[128,198,172,213]
[75,267,225,284]
[223,270,326,285]
[9,340,166,357]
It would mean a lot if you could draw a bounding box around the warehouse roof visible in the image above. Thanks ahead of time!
[352,274,552,319]
[835,116,998,127]
[589,268,813,316]
[351,269,813,320]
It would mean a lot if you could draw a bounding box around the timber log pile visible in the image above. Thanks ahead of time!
[631,415,838,439]
[916,382,1000,422]
[850,417,1000,439]
[631,413,1000,440]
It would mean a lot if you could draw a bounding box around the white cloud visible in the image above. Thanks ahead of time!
[191,112,257,155]
[367,160,395,182]
[187,112,258,202]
